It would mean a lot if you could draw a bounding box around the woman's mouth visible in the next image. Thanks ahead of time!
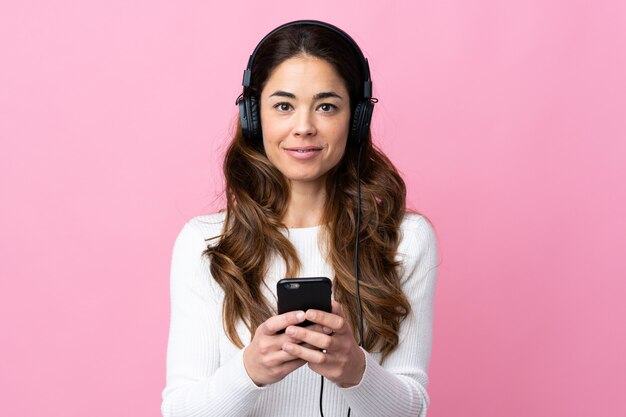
[284,146,324,160]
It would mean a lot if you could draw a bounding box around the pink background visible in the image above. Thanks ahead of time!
[1,1,625,416]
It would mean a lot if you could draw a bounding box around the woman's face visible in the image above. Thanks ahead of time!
[260,55,351,191]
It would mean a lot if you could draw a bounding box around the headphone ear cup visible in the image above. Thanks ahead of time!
[248,96,261,142]
[350,100,375,144]
[238,96,251,140]
[238,95,262,142]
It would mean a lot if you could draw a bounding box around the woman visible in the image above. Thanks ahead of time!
[162,20,438,417]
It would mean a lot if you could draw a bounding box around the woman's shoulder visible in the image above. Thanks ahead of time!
[397,212,438,273]
[182,211,227,240]
[172,212,226,255]
[400,212,436,241]
[170,212,227,300]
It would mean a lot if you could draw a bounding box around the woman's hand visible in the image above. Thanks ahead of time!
[243,310,309,386]
[280,301,366,388]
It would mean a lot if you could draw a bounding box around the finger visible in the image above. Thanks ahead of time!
[285,325,332,351]
[271,329,315,346]
[260,348,302,366]
[260,311,306,335]
[282,341,328,365]
[305,308,345,332]
[305,323,334,335]
[287,324,327,349]
[330,301,352,335]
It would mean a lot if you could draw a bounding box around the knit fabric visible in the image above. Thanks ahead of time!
[162,212,438,417]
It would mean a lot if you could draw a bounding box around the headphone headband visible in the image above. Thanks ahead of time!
[241,20,372,99]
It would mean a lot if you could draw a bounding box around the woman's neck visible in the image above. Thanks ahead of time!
[282,182,327,228]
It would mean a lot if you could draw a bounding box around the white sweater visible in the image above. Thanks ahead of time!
[161,212,438,417]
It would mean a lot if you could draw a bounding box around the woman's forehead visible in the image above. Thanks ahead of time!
[262,56,348,98]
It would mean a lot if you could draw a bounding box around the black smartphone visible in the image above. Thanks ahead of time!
[277,277,332,328]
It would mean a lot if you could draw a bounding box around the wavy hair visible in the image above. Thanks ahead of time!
[205,23,410,359]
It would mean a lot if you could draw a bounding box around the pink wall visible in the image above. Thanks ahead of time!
[1,1,624,416]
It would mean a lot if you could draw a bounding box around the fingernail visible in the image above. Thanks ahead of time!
[307,310,316,320]
[296,311,305,320]
[286,326,295,335]
[283,343,293,352]
[323,326,332,334]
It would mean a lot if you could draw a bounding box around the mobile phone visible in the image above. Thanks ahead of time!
[277,277,332,328]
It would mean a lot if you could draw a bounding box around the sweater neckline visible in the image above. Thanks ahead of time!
[284,224,321,239]
[287,224,321,231]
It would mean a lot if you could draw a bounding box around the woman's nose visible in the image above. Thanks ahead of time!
[293,110,317,137]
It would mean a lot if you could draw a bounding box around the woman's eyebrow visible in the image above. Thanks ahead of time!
[268,91,344,100]
[314,91,343,100]
[268,90,295,99]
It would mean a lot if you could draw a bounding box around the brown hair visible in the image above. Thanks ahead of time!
[205,24,410,359]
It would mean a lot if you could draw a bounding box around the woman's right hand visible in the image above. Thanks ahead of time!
[243,310,309,386]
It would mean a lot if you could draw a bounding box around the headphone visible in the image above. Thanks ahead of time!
[236,20,377,145]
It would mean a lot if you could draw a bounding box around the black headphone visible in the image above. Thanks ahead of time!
[236,20,377,145]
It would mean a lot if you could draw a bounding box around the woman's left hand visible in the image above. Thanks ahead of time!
[281,300,365,388]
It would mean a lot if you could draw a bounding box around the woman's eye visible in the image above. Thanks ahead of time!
[318,103,336,112]
[275,103,292,112]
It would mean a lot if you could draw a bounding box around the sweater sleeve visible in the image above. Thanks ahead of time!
[339,215,438,417]
[161,220,264,417]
